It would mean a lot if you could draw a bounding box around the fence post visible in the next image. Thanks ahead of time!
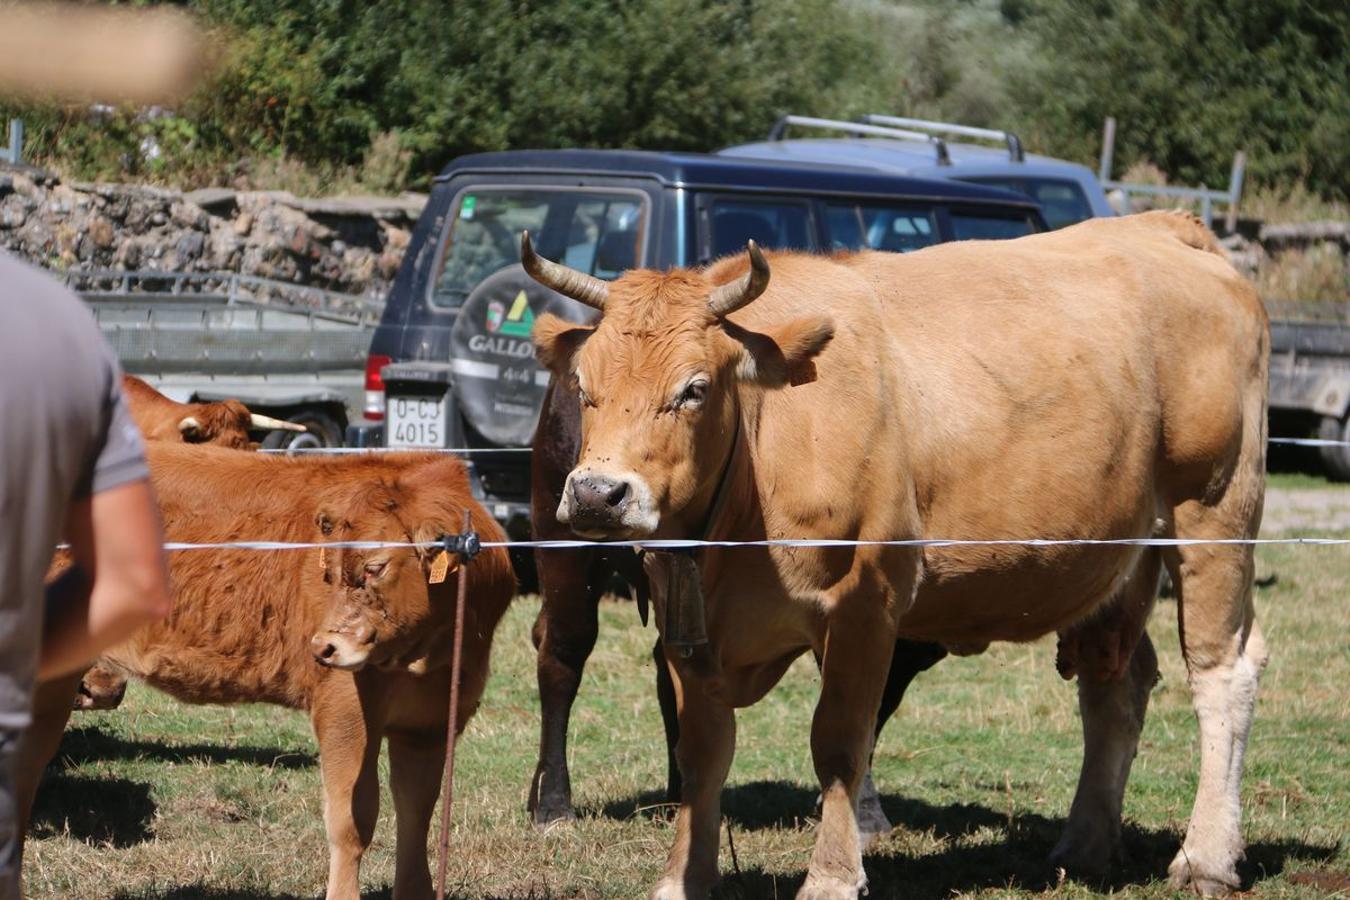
[1224,151,1246,235]
[1098,117,1116,183]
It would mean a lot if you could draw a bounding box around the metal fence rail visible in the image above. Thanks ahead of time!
[1098,116,1245,232]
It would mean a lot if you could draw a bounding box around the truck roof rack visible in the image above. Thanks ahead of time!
[860,114,1025,163]
[767,115,951,166]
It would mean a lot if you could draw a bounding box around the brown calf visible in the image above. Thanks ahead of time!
[22,444,515,900]
[71,376,303,711]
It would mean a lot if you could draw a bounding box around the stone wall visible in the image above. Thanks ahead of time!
[0,166,424,297]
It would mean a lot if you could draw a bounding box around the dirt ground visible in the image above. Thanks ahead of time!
[1263,484,1350,533]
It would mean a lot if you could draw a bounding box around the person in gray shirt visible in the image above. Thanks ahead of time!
[0,252,172,899]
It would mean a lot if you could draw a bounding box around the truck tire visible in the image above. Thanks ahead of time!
[1317,415,1350,482]
[260,410,343,451]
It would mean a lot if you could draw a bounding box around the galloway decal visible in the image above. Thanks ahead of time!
[488,289,534,338]
[467,334,535,358]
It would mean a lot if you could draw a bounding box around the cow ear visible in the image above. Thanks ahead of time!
[411,521,462,585]
[532,313,593,378]
[723,315,834,388]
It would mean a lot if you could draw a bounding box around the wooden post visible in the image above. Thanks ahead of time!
[435,510,474,900]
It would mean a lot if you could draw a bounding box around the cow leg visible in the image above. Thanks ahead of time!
[529,549,602,825]
[653,637,682,805]
[650,663,735,900]
[1163,500,1267,896]
[387,726,446,900]
[800,594,899,900]
[855,639,948,846]
[1050,549,1161,876]
[312,677,384,900]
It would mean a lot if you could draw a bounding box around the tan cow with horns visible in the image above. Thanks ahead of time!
[526,210,1269,900]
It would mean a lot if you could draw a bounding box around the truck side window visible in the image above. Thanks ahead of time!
[948,212,1038,241]
[824,203,938,253]
[707,198,814,258]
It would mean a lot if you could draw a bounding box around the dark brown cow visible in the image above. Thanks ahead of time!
[121,373,304,447]
[21,444,515,900]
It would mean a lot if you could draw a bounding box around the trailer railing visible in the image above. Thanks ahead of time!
[65,269,385,324]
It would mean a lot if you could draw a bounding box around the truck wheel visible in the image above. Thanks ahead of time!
[1317,415,1350,482]
[260,410,343,450]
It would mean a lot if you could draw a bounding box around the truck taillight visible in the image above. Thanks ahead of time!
[364,354,391,420]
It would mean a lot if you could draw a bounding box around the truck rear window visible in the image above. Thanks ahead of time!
[429,188,646,309]
[958,176,1092,230]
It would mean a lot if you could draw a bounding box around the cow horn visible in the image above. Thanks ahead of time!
[520,231,609,311]
[708,241,770,318]
[178,416,200,435]
[250,413,307,432]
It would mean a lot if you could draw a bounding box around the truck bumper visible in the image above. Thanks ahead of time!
[346,421,385,447]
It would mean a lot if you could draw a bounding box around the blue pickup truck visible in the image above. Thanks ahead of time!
[347,148,1048,533]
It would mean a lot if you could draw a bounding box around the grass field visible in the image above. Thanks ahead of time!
[22,539,1350,899]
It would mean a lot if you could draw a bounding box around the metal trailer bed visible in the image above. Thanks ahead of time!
[72,270,383,447]
[1267,299,1350,478]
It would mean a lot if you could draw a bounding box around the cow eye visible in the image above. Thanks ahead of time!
[676,379,708,409]
[364,561,387,580]
[577,385,596,408]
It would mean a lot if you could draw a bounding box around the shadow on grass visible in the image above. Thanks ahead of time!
[55,725,317,771]
[110,886,535,900]
[29,771,154,847]
[112,888,306,899]
[599,780,1340,898]
[597,781,1009,836]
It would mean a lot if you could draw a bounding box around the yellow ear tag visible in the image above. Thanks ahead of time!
[318,546,327,570]
[428,550,457,585]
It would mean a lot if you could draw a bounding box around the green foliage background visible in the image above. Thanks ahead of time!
[2,0,1346,199]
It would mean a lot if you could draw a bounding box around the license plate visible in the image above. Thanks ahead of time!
[386,395,448,448]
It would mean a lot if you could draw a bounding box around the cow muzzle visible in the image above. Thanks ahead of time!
[557,468,658,538]
[310,622,377,671]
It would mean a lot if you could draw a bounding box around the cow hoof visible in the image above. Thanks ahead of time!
[1047,827,1118,879]
[1168,848,1240,897]
[855,772,892,849]
[796,871,864,899]
[530,804,577,828]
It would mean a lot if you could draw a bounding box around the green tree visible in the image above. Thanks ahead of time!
[1012,0,1350,199]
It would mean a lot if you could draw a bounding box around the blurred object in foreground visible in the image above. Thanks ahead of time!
[0,2,204,105]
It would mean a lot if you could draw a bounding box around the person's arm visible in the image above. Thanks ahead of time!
[39,479,171,680]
